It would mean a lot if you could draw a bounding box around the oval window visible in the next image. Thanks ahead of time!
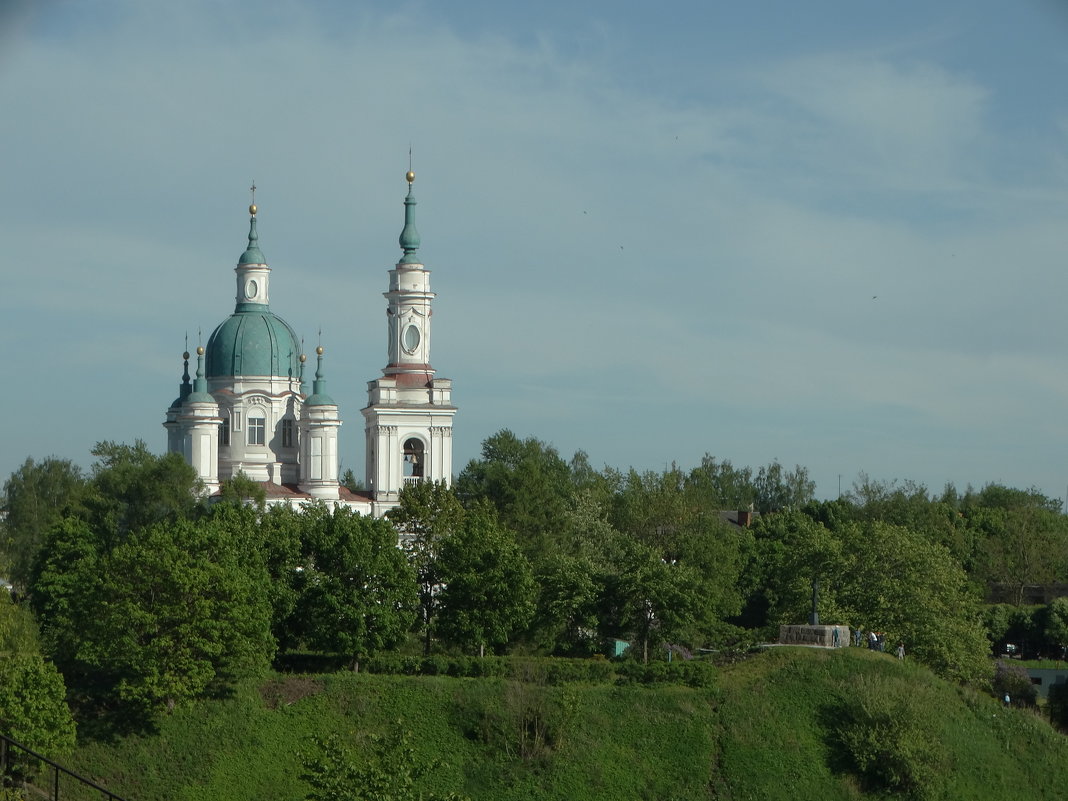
[245,279,258,300]
[403,324,420,352]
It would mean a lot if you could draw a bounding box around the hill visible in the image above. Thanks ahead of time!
[57,648,1068,801]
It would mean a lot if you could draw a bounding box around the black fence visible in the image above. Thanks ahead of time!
[0,729,127,801]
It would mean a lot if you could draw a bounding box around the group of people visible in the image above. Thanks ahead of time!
[850,627,905,660]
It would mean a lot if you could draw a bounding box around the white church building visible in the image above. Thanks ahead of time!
[164,171,456,516]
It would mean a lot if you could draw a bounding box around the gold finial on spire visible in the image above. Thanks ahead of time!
[407,146,415,184]
[249,180,258,216]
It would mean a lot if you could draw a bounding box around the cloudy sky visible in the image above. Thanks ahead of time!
[2,0,1067,502]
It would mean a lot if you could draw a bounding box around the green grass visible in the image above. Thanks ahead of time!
[58,650,1068,801]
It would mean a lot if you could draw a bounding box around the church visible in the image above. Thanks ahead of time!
[163,171,456,516]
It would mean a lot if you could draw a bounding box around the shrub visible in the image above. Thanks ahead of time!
[834,673,949,800]
[993,660,1037,707]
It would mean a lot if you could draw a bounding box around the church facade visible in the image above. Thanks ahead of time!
[163,172,456,516]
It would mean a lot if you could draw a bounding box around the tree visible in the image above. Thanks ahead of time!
[604,538,706,663]
[300,507,417,672]
[217,470,267,510]
[0,457,86,594]
[436,508,536,656]
[0,592,76,758]
[32,515,274,717]
[836,521,990,685]
[1043,597,1068,658]
[752,461,815,514]
[454,430,574,557]
[388,482,465,655]
[972,507,1068,605]
[84,440,205,542]
[683,455,755,513]
[751,511,846,628]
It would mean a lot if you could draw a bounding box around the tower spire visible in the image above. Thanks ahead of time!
[398,168,420,264]
[239,185,265,265]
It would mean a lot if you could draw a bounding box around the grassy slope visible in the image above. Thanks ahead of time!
[63,649,1068,801]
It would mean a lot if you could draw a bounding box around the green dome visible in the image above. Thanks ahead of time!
[206,310,302,379]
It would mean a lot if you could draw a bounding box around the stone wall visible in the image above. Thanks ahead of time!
[779,624,850,647]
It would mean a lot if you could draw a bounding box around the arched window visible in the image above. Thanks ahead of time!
[403,438,425,480]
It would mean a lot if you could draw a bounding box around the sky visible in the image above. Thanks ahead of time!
[1,0,1067,502]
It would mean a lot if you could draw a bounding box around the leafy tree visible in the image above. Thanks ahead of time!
[388,482,465,655]
[300,507,417,672]
[752,460,815,513]
[436,508,536,656]
[683,455,755,513]
[217,469,267,510]
[1,456,86,594]
[609,467,688,548]
[751,511,846,627]
[604,539,706,663]
[1043,597,1068,658]
[340,468,363,493]
[33,515,274,717]
[454,430,574,557]
[966,482,1063,513]
[0,592,75,758]
[836,521,990,685]
[972,507,1068,605]
[209,502,307,651]
[84,440,204,542]
[533,552,601,655]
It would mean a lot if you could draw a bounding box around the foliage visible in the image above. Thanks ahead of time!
[834,672,949,800]
[436,508,536,655]
[301,728,469,801]
[992,659,1036,707]
[58,648,1068,801]
[217,470,267,510]
[84,440,205,540]
[972,506,1068,604]
[300,506,417,671]
[388,482,466,655]
[454,430,574,557]
[32,515,274,718]
[0,456,86,593]
[835,521,990,685]
[0,592,76,758]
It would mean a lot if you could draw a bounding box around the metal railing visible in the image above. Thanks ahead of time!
[0,729,128,801]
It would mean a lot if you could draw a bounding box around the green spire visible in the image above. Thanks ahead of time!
[180,349,191,400]
[398,171,420,264]
[304,346,336,406]
[238,203,265,265]
[186,347,215,403]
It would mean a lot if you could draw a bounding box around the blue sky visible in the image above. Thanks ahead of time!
[1,0,1067,502]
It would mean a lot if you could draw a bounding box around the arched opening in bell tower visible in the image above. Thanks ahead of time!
[403,437,425,483]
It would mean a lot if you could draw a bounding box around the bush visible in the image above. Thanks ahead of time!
[834,673,949,800]
[993,660,1037,707]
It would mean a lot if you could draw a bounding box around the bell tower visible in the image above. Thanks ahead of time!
[362,170,456,505]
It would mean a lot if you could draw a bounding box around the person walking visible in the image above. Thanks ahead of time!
[896,642,905,660]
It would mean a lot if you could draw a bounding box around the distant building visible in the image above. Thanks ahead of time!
[164,171,456,515]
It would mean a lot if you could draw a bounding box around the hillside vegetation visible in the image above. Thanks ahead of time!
[60,648,1068,801]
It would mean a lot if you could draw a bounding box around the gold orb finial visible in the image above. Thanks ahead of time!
[249,203,258,216]
[300,353,307,363]
[406,170,415,184]
[196,345,205,356]
[316,345,324,355]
